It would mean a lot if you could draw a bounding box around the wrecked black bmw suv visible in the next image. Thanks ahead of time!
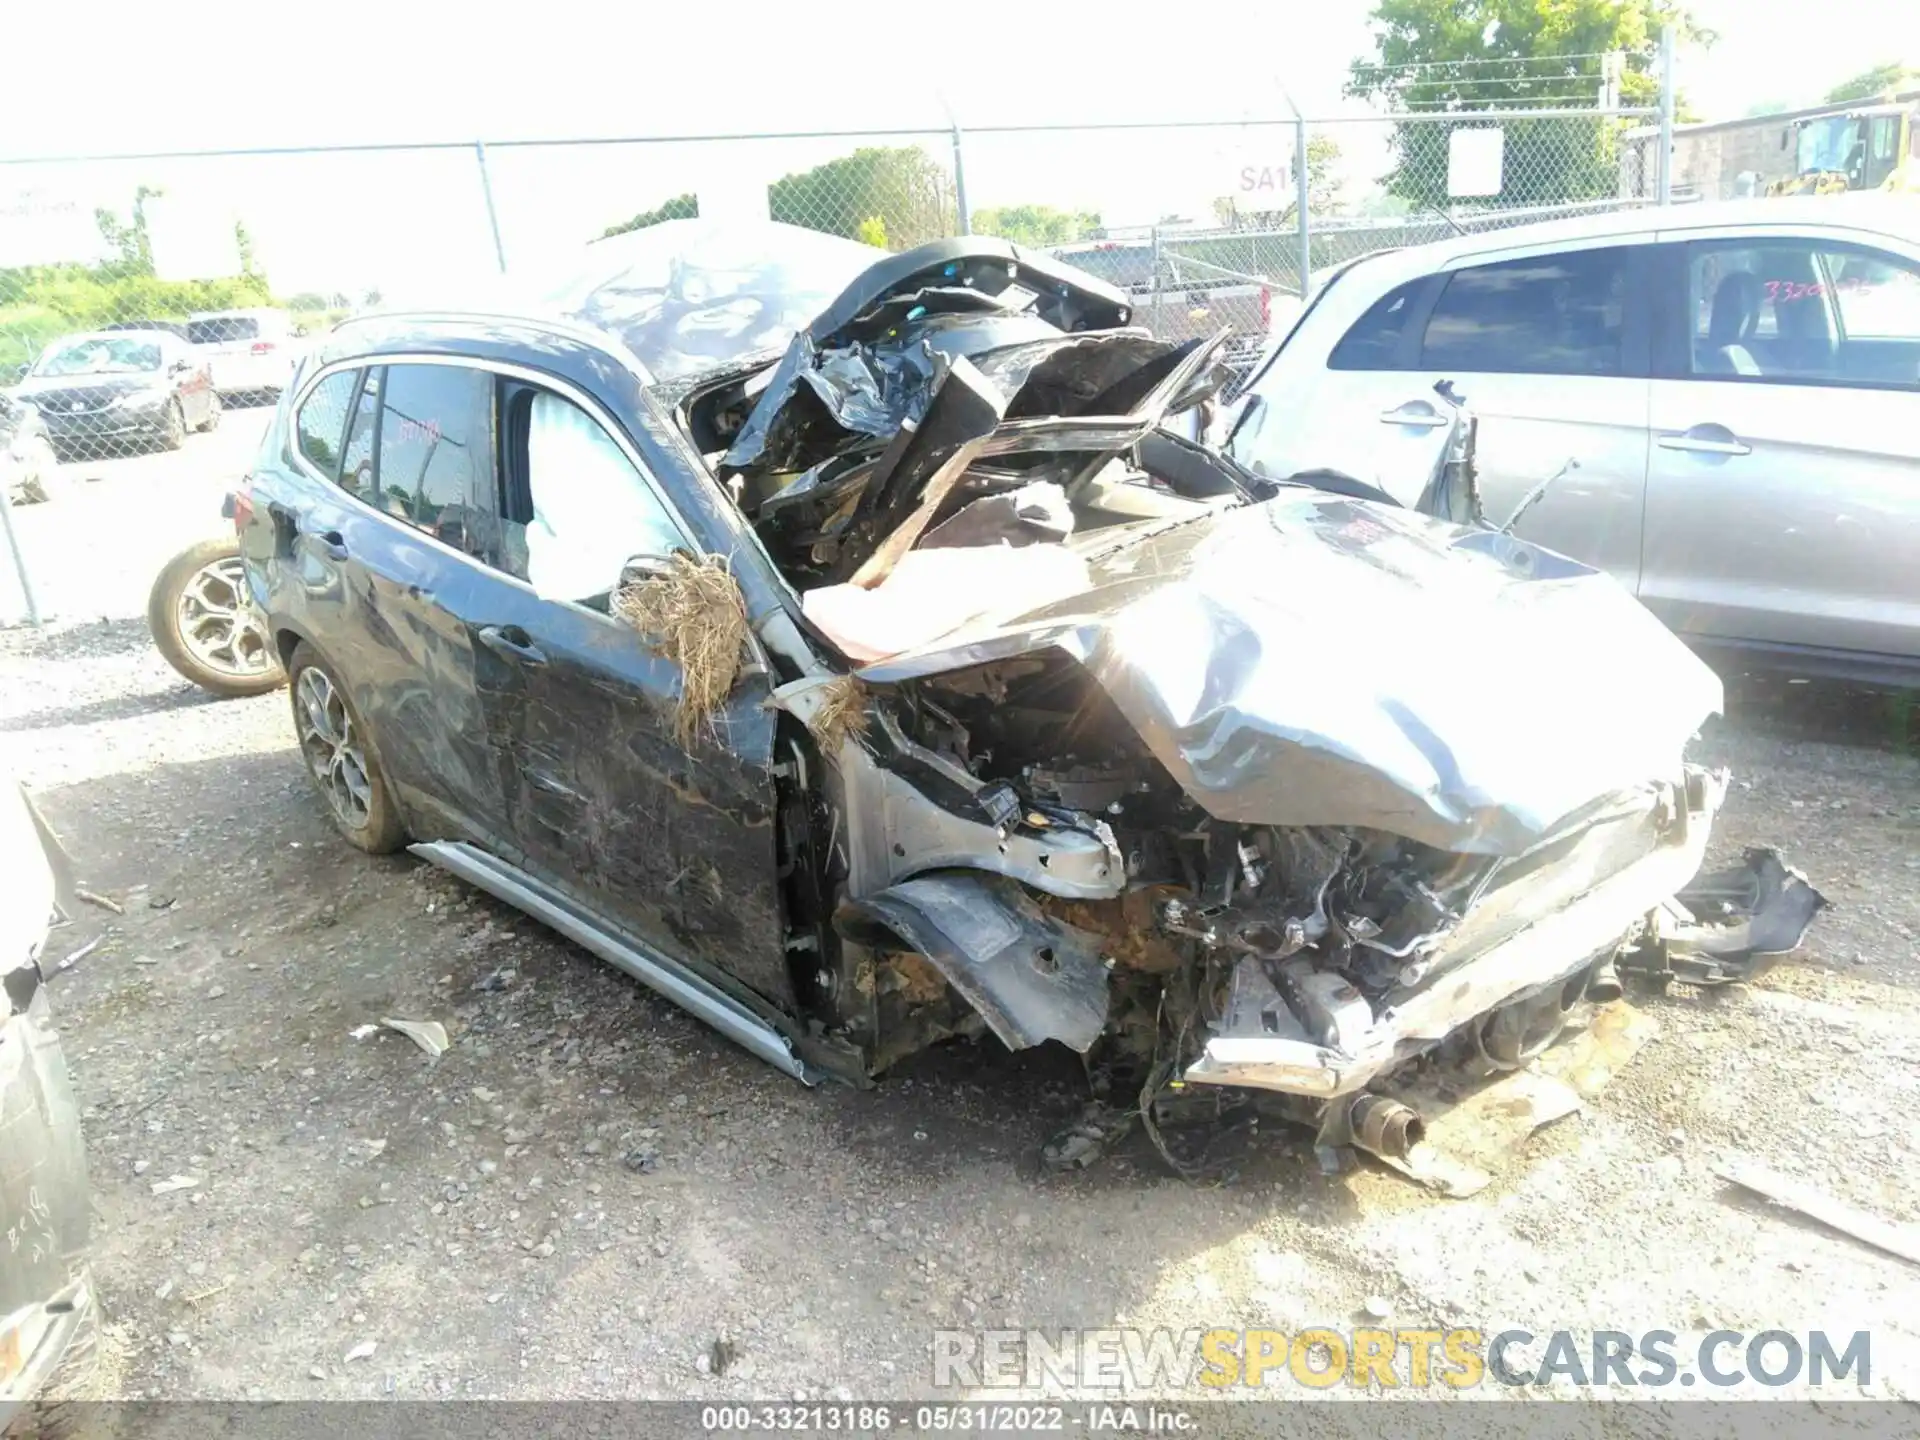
[239,221,1818,1167]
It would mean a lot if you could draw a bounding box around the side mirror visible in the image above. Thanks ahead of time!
[168,360,191,376]
[617,554,679,588]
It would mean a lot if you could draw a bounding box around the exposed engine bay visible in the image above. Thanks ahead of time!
[662,234,1826,1175]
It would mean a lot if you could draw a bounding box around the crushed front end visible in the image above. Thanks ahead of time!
[1167,767,1725,1101]
[685,233,1825,1168]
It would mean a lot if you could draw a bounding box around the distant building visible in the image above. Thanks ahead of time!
[1624,90,1920,200]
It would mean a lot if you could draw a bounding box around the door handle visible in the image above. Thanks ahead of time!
[1658,426,1751,457]
[296,528,349,561]
[477,624,547,666]
[1377,404,1451,429]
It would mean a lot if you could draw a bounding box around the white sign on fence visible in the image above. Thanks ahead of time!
[145,193,243,280]
[0,188,102,267]
[1226,154,1294,208]
[1447,128,1506,199]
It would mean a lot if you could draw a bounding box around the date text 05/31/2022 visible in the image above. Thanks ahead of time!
[701,1404,1196,1432]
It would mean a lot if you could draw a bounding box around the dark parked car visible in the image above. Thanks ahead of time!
[11,329,220,458]
[237,222,1815,1165]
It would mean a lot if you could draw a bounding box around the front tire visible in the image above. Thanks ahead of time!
[286,642,407,854]
[160,400,186,451]
[147,537,284,697]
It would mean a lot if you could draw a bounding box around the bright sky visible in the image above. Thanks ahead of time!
[1,0,1913,295]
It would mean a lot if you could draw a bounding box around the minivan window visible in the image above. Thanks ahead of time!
[375,364,496,556]
[188,317,260,345]
[1826,248,1920,343]
[1686,240,1920,386]
[1420,247,1629,376]
[1329,280,1426,370]
[294,370,359,479]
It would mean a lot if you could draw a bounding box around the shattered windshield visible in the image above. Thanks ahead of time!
[535,219,886,385]
[34,337,162,376]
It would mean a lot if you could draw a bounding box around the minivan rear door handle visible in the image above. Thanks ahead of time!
[1378,402,1451,429]
[1658,424,1751,457]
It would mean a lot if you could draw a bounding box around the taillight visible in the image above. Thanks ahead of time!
[250,341,276,356]
[232,478,255,534]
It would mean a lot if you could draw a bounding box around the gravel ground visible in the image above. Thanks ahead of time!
[2,447,1917,1407]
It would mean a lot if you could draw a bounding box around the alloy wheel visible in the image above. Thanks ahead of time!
[295,666,373,830]
[175,558,273,681]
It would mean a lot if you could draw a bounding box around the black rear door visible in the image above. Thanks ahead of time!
[345,359,529,843]
[269,360,519,844]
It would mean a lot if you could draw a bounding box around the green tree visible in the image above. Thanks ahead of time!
[94,184,163,277]
[600,192,699,239]
[598,149,953,252]
[1347,0,1704,209]
[768,147,953,250]
[970,203,1103,246]
[1826,62,1917,105]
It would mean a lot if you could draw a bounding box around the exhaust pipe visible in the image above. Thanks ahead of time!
[1587,955,1624,1004]
[1346,1094,1426,1161]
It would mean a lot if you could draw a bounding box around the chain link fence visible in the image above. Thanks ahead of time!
[1,147,507,472]
[2,74,1668,489]
[955,95,1663,388]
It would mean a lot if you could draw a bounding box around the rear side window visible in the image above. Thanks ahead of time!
[188,317,260,345]
[375,364,497,557]
[1329,280,1426,370]
[1420,248,1629,376]
[294,370,359,478]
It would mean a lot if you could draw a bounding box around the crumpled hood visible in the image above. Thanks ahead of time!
[858,492,1724,857]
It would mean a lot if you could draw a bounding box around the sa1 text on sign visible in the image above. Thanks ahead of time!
[1231,157,1294,203]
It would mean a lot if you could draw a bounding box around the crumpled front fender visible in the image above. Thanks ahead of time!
[838,871,1111,1053]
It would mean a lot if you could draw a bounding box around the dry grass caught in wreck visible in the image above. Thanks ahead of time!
[808,674,869,752]
[613,552,748,747]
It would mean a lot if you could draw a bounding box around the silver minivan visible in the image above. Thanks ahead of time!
[1229,196,1920,684]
